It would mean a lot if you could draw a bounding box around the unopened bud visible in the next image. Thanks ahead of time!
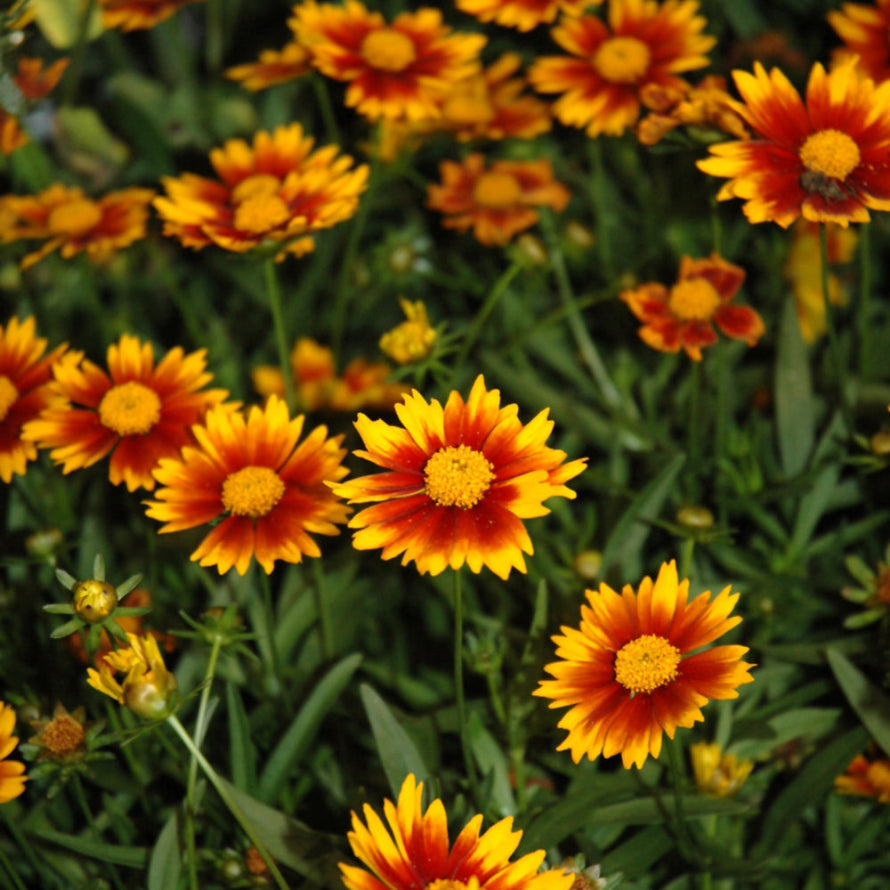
[73,579,117,623]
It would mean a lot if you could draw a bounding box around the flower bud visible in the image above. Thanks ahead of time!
[73,579,118,623]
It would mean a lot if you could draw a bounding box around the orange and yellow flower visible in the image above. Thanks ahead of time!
[341,774,574,890]
[154,124,367,259]
[785,221,857,343]
[621,253,764,360]
[100,0,205,31]
[427,153,570,247]
[0,702,27,804]
[332,375,586,579]
[0,57,69,155]
[456,0,594,32]
[0,184,155,269]
[22,334,228,492]
[698,58,890,228]
[836,750,890,803]
[291,0,486,121]
[828,0,890,84]
[379,300,437,365]
[226,42,313,91]
[252,337,408,413]
[535,560,755,769]
[0,316,66,483]
[145,395,350,576]
[528,0,716,137]
[689,742,754,797]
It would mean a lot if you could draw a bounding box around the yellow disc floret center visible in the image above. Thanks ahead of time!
[361,28,417,72]
[668,279,721,320]
[614,634,681,695]
[424,444,495,510]
[222,465,286,518]
[799,129,861,181]
[98,381,161,436]
[42,715,85,756]
[232,175,290,234]
[0,375,18,422]
[593,36,651,84]
[47,198,103,236]
[473,171,522,209]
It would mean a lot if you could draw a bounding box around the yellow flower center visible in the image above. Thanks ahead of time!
[47,198,103,236]
[614,634,681,695]
[361,28,417,72]
[231,174,290,234]
[98,381,162,436]
[799,129,861,181]
[424,444,495,510]
[40,715,85,756]
[592,36,651,84]
[221,465,286,518]
[668,279,721,320]
[472,171,522,209]
[0,374,18,422]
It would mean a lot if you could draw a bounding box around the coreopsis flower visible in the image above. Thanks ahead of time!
[28,703,88,763]
[332,375,587,579]
[252,337,408,412]
[379,299,437,365]
[0,57,69,155]
[145,396,350,576]
[528,0,716,138]
[226,42,313,91]
[291,0,486,121]
[22,334,228,492]
[0,316,66,483]
[428,153,570,247]
[456,0,594,32]
[636,75,749,146]
[784,221,857,343]
[535,560,754,769]
[690,742,753,797]
[154,124,368,260]
[341,774,574,890]
[836,750,890,802]
[0,702,27,803]
[828,0,890,83]
[100,0,205,31]
[0,184,155,269]
[840,544,890,629]
[620,253,764,360]
[698,58,890,227]
[87,632,178,720]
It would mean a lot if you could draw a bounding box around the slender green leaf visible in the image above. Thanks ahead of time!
[226,681,258,792]
[775,296,814,479]
[827,648,890,758]
[257,653,362,802]
[147,810,181,890]
[466,712,516,817]
[27,828,148,868]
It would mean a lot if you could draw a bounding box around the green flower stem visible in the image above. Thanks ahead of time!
[204,0,225,74]
[686,359,702,500]
[857,221,872,378]
[256,571,283,695]
[539,210,623,412]
[61,0,99,105]
[451,261,521,388]
[587,139,615,282]
[819,224,854,435]
[311,74,341,147]
[453,570,479,792]
[666,736,700,866]
[679,536,695,581]
[184,633,224,890]
[166,715,292,890]
[264,258,296,413]
[311,560,333,662]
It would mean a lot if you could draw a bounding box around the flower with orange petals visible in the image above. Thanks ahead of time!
[154,124,368,260]
[341,774,573,890]
[332,375,586,579]
[226,42,313,91]
[22,335,228,492]
[536,560,755,769]
[698,58,890,228]
[785,221,857,343]
[100,0,205,31]
[621,254,764,361]
[836,750,890,803]
[0,316,66,483]
[427,154,570,247]
[145,395,350,576]
[0,185,154,269]
[828,0,890,84]
[0,702,26,803]
[291,0,486,121]
[636,75,749,146]
[528,0,716,137]
[0,57,69,155]
[456,0,594,31]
